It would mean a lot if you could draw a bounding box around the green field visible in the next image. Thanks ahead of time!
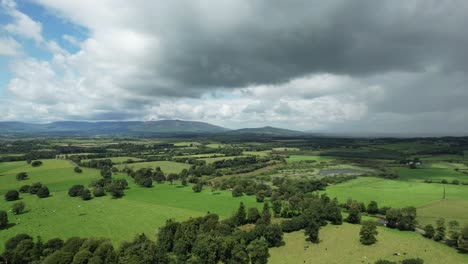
[116,160,191,174]
[243,150,271,157]
[269,223,468,264]
[324,177,468,208]
[417,199,468,226]
[198,156,245,164]
[286,155,335,163]
[397,167,468,183]
[0,160,260,252]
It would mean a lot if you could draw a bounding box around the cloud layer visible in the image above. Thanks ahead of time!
[1,0,468,134]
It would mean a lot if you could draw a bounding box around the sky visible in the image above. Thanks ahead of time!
[0,0,468,135]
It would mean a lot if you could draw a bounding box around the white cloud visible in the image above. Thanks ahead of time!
[3,4,43,43]
[0,36,21,56]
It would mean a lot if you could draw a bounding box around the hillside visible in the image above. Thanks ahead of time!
[225,126,304,136]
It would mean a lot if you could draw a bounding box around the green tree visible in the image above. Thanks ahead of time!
[5,190,20,201]
[247,207,261,224]
[367,201,379,214]
[458,225,468,253]
[16,172,28,181]
[261,202,271,224]
[232,185,244,197]
[304,218,320,243]
[0,210,8,229]
[360,221,378,245]
[93,187,105,197]
[74,167,82,173]
[434,218,446,241]
[247,238,269,264]
[234,202,247,226]
[81,189,92,201]
[19,185,30,193]
[72,249,92,264]
[272,200,282,217]
[37,186,50,198]
[256,190,266,202]
[346,202,361,224]
[29,182,43,194]
[12,202,25,215]
[68,185,84,197]
[192,182,203,193]
[167,173,178,184]
[42,251,74,264]
[448,220,460,247]
[423,224,435,239]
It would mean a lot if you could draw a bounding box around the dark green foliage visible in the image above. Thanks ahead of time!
[157,219,180,252]
[345,202,361,224]
[234,202,247,226]
[423,224,435,239]
[272,200,282,217]
[92,187,105,197]
[167,173,178,184]
[367,201,379,214]
[247,238,269,264]
[68,185,85,197]
[31,160,43,167]
[192,182,203,193]
[458,225,468,253]
[232,185,244,197]
[19,185,30,193]
[29,182,43,194]
[375,260,397,264]
[43,238,65,256]
[42,251,74,264]
[16,172,28,181]
[74,167,82,173]
[360,221,378,245]
[281,216,307,233]
[385,207,417,231]
[448,220,460,247]
[37,186,50,198]
[261,202,271,225]
[256,190,266,202]
[434,218,446,242]
[5,190,20,201]
[401,258,424,264]
[12,202,25,215]
[304,219,320,243]
[0,210,8,229]
[81,189,92,201]
[100,167,112,179]
[247,207,261,224]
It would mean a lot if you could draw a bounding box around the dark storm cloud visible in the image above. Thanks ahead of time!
[149,0,468,89]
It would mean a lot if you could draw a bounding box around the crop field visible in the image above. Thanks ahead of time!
[115,160,191,174]
[269,223,468,264]
[0,161,260,252]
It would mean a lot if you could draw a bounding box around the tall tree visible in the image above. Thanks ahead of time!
[360,221,378,245]
[247,238,269,264]
[434,218,446,242]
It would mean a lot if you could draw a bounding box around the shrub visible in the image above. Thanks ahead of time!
[74,167,83,173]
[68,185,85,197]
[5,190,20,201]
[31,160,43,167]
[93,187,105,197]
[19,185,30,193]
[192,183,203,193]
[16,172,28,181]
[37,186,50,198]
[452,179,460,185]
[441,179,448,184]
[29,182,43,194]
[12,202,25,215]
[81,189,92,201]
[0,211,8,229]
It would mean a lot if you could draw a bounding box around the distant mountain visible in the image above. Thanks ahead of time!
[225,126,304,136]
[0,120,228,135]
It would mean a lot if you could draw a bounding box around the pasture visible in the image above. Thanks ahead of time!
[0,160,260,252]
[115,160,191,174]
[269,223,468,264]
[82,156,144,163]
[286,155,335,163]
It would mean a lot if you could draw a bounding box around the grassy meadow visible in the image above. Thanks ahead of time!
[269,223,468,264]
[115,160,191,174]
[0,159,260,252]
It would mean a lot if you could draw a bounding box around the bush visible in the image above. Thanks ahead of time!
[0,211,8,229]
[29,182,43,194]
[31,160,43,167]
[93,187,105,197]
[452,179,460,185]
[68,185,85,197]
[81,189,92,200]
[232,185,243,197]
[5,190,20,201]
[74,167,83,173]
[37,186,50,198]
[401,258,424,264]
[16,172,28,181]
[19,185,30,193]
[12,202,25,215]
[441,179,448,184]
[192,183,203,193]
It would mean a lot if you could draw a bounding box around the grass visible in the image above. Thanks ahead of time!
[324,177,468,208]
[286,155,335,163]
[0,160,260,252]
[417,199,468,226]
[198,156,245,164]
[115,161,191,174]
[273,147,300,151]
[397,167,468,183]
[269,223,468,264]
[243,151,271,157]
[206,143,228,148]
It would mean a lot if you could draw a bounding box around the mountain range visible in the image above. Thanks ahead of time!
[0,120,304,136]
